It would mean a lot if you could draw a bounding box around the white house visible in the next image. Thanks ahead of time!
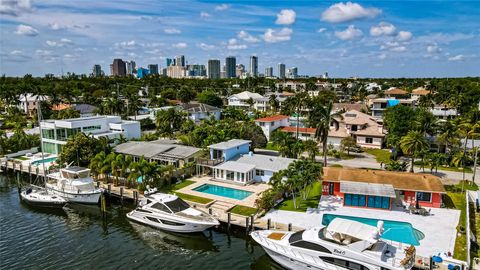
[40,115,141,154]
[18,94,49,117]
[255,115,290,140]
[179,103,221,123]
[227,91,264,109]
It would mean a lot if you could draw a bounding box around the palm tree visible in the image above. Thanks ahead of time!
[271,131,294,158]
[268,94,279,113]
[111,153,124,186]
[89,151,106,180]
[309,101,343,166]
[303,140,319,161]
[458,121,480,181]
[400,131,429,173]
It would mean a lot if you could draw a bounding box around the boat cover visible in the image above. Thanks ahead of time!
[326,218,381,244]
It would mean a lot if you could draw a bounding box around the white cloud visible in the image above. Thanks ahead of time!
[317,28,327,33]
[334,25,362,40]
[10,50,22,55]
[448,54,465,61]
[0,0,32,16]
[263,27,293,43]
[46,38,73,47]
[426,43,441,54]
[198,43,215,50]
[48,22,65,30]
[200,12,211,18]
[397,31,412,41]
[321,2,381,23]
[14,24,38,36]
[227,38,247,50]
[238,30,260,43]
[114,40,137,50]
[164,28,181,34]
[276,9,296,25]
[390,46,406,52]
[378,53,387,59]
[172,42,188,49]
[215,4,230,11]
[370,22,396,36]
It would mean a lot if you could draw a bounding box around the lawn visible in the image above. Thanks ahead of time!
[328,164,343,168]
[275,181,322,212]
[438,166,473,173]
[229,205,258,216]
[160,180,195,193]
[363,148,391,163]
[174,192,213,204]
[15,156,29,161]
[264,142,279,151]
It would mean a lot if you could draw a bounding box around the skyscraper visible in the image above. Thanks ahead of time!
[126,61,136,75]
[175,55,185,67]
[166,58,174,67]
[92,64,103,77]
[112,58,126,76]
[265,66,273,77]
[278,63,286,79]
[249,56,258,77]
[287,67,298,79]
[187,64,206,77]
[148,64,159,75]
[207,59,221,79]
[236,64,245,78]
[225,56,236,78]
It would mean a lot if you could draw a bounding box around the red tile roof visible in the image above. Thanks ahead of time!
[281,126,317,134]
[51,103,71,111]
[384,88,408,95]
[255,115,290,122]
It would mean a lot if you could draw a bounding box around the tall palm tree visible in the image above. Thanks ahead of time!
[309,101,343,166]
[89,151,106,180]
[400,131,429,173]
[111,153,124,186]
[268,94,279,113]
[458,121,480,181]
[303,140,319,161]
[271,131,294,158]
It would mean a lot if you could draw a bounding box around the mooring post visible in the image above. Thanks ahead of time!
[209,208,212,215]
[227,212,231,231]
[245,217,249,234]
[96,181,100,188]
[107,184,111,195]
[133,191,138,206]
[250,215,254,232]
[120,187,124,205]
[267,218,271,230]
[101,194,107,217]
[288,223,292,231]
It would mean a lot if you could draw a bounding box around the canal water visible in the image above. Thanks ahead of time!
[0,174,280,270]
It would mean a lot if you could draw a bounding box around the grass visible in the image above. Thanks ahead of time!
[264,142,279,151]
[160,180,195,193]
[174,192,213,204]
[229,205,258,216]
[275,181,322,212]
[15,156,29,161]
[438,166,473,173]
[363,148,391,163]
[328,164,343,168]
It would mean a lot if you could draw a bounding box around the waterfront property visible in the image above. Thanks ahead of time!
[40,115,141,154]
[114,140,202,168]
[227,91,264,109]
[179,103,221,123]
[322,167,446,209]
[254,115,290,141]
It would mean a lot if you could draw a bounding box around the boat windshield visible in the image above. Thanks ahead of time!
[164,198,190,213]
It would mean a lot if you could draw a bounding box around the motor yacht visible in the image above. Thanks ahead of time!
[251,218,416,270]
[126,193,220,233]
[20,186,67,208]
[45,166,102,205]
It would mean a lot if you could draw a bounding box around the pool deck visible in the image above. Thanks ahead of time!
[262,195,460,258]
[176,176,270,208]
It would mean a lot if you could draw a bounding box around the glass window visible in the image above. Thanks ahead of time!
[164,198,190,213]
[367,196,390,209]
[416,192,431,202]
[344,194,366,207]
[150,203,172,213]
[365,137,373,144]
[159,219,185,226]
[226,171,234,180]
[291,241,331,253]
[256,170,264,176]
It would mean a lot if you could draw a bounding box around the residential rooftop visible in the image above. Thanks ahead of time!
[255,115,289,122]
[208,139,251,150]
[281,126,316,134]
[232,153,296,172]
[114,141,201,159]
[215,160,256,173]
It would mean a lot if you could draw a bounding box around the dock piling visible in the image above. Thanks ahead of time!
[133,191,138,206]
[120,187,124,205]
[288,223,292,231]
[245,217,249,234]
[227,212,231,231]
[267,219,271,230]
[209,208,212,215]
[250,215,254,232]
[107,184,111,195]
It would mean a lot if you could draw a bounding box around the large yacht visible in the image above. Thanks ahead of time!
[127,193,220,233]
[45,166,102,204]
[251,218,416,270]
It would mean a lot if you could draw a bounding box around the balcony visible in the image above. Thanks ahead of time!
[196,157,224,167]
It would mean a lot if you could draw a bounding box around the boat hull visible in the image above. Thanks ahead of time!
[263,246,326,270]
[47,188,101,205]
[20,192,67,209]
[126,211,217,233]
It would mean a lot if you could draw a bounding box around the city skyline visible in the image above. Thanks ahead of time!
[1,0,479,77]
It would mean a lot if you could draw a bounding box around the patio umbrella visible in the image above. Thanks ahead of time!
[432,256,443,263]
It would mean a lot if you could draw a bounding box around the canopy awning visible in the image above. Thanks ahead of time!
[327,218,381,243]
[340,181,396,198]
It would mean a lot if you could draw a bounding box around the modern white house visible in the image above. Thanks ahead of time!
[179,103,221,123]
[370,98,416,119]
[227,91,264,109]
[255,115,290,140]
[40,115,141,154]
[18,93,49,117]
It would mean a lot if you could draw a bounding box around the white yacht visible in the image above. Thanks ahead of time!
[251,218,416,270]
[127,193,220,233]
[20,186,67,208]
[45,166,102,205]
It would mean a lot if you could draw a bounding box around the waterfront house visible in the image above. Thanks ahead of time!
[209,139,251,161]
[179,103,221,123]
[40,115,141,154]
[370,97,416,119]
[322,167,446,210]
[384,87,408,98]
[280,126,316,141]
[255,115,290,140]
[227,91,264,109]
[18,93,49,117]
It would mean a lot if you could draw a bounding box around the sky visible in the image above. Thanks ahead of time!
[0,0,479,78]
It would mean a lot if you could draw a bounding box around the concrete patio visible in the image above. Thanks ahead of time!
[263,195,460,258]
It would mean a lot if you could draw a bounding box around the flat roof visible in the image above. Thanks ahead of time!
[115,141,201,159]
[214,161,255,173]
[208,139,251,150]
[281,126,316,134]
[255,115,289,122]
[232,153,296,172]
[340,181,396,198]
[323,167,446,194]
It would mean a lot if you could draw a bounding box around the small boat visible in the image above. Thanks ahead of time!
[127,193,220,233]
[251,218,416,270]
[20,186,67,208]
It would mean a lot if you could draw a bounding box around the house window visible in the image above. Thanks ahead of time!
[380,103,387,108]
[351,125,358,131]
[271,121,275,126]
[256,170,265,176]
[226,171,234,180]
[344,194,366,207]
[365,137,373,144]
[416,192,431,202]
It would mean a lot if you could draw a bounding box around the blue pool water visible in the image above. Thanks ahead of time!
[322,214,425,246]
[193,184,253,200]
[31,157,57,165]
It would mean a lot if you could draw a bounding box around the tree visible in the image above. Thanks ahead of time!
[400,131,428,172]
[268,94,279,112]
[271,131,296,158]
[384,160,408,171]
[177,87,196,103]
[303,140,319,161]
[155,108,185,138]
[55,108,80,119]
[383,105,415,146]
[340,136,357,155]
[282,160,322,208]
[58,133,101,167]
[197,91,223,107]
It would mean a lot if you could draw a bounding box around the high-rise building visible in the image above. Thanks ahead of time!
[136,68,149,79]
[225,56,236,78]
[126,61,136,75]
[92,64,103,77]
[161,68,167,76]
[278,63,286,79]
[166,58,174,67]
[167,65,186,78]
[175,55,185,67]
[112,58,126,76]
[287,67,298,79]
[236,64,245,78]
[207,59,221,79]
[249,56,258,77]
[265,66,273,77]
[148,64,159,75]
[187,64,206,77]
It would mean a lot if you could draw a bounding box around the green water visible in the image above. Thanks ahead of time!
[0,174,279,270]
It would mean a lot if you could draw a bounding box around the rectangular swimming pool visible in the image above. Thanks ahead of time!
[193,184,253,200]
[31,157,57,165]
[322,214,424,246]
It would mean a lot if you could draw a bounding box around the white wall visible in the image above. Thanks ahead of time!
[356,136,383,149]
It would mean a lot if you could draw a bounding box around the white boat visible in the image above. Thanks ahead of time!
[45,166,102,205]
[126,193,220,233]
[251,218,416,270]
[20,186,67,208]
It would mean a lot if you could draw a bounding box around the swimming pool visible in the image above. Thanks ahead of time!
[31,157,57,165]
[322,214,425,246]
[193,184,253,200]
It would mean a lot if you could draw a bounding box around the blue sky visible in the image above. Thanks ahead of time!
[0,0,479,77]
